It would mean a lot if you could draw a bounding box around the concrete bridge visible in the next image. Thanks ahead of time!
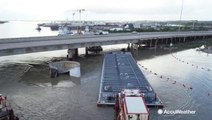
[0,31,212,58]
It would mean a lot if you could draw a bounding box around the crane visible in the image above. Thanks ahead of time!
[71,9,85,34]
[72,9,85,21]
[78,9,85,21]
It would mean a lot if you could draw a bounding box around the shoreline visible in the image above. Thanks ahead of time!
[196,45,212,54]
[164,39,212,54]
[0,21,8,24]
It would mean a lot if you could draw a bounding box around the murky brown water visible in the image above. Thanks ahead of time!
[1,21,212,120]
[0,45,212,120]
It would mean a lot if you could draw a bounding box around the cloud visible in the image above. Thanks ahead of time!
[0,0,212,21]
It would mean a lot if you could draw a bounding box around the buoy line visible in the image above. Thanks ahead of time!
[138,63,212,97]
[171,53,211,72]
[138,63,193,90]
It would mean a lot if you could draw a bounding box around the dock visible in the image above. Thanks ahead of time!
[97,52,163,107]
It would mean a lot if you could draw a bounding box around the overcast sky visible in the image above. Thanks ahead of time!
[0,0,212,21]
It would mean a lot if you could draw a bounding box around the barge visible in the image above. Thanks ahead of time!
[97,52,163,107]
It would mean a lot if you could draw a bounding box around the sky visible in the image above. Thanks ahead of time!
[0,0,212,21]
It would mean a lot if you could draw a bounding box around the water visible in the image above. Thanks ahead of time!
[135,49,212,120]
[0,22,212,120]
[0,21,58,38]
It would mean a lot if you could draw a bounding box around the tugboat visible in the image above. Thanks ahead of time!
[36,25,41,31]
[114,89,150,120]
[0,94,19,120]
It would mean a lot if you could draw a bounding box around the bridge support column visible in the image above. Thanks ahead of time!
[161,39,164,44]
[85,47,88,56]
[127,43,131,51]
[166,38,168,45]
[183,37,186,42]
[74,48,78,58]
[194,36,196,41]
[150,40,152,48]
[145,41,148,47]
[155,39,158,48]
[67,48,78,60]
[130,43,134,50]
[132,43,139,50]
[173,37,177,44]
[177,38,180,43]
[202,36,205,40]
[67,49,74,60]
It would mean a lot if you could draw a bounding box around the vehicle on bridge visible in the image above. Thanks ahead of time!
[94,30,109,35]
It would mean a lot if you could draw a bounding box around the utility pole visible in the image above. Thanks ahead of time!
[192,20,197,31]
[71,9,85,22]
[78,9,85,21]
[72,13,75,21]
[77,9,85,34]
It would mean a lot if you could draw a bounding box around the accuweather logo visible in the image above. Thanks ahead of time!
[158,109,196,115]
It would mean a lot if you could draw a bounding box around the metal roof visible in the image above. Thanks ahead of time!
[103,52,149,91]
[125,97,148,114]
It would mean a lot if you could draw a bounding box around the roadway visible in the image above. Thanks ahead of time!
[0,31,212,56]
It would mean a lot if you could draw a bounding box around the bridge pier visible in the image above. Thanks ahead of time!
[177,37,180,43]
[149,39,153,48]
[171,38,173,44]
[194,36,196,41]
[173,37,176,44]
[75,48,78,58]
[127,43,131,51]
[157,39,161,45]
[67,48,78,60]
[85,47,88,56]
[145,41,148,48]
[132,43,139,50]
[165,38,168,45]
[202,36,205,40]
[155,39,158,48]
[183,37,186,42]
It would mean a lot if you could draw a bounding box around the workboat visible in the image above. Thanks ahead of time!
[36,26,41,31]
[0,94,19,120]
[114,89,150,120]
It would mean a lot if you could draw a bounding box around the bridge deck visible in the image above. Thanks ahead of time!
[97,52,163,107]
[0,32,212,56]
